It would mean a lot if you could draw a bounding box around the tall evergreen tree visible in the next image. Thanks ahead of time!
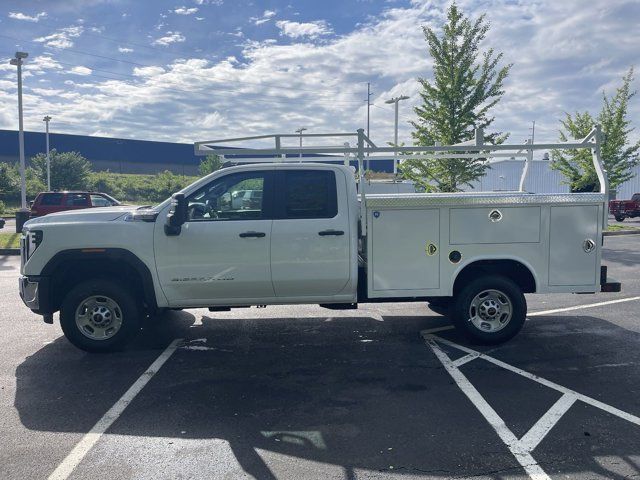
[551,68,640,192]
[401,3,511,192]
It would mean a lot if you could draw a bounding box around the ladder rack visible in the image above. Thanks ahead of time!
[194,126,608,232]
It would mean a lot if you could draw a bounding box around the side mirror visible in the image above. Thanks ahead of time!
[164,193,188,236]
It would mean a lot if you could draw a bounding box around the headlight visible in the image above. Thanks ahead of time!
[22,229,43,261]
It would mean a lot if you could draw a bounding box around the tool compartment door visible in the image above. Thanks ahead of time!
[549,205,599,286]
[370,209,440,291]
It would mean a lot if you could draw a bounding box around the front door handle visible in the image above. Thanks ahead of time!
[318,230,344,236]
[239,231,266,238]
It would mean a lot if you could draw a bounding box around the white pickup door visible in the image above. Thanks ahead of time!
[154,166,352,306]
[269,168,351,297]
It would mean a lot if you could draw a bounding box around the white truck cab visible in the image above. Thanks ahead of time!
[19,127,621,352]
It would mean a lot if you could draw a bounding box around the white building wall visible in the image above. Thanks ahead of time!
[464,159,640,199]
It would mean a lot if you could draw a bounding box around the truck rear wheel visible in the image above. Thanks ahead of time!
[615,215,625,222]
[451,275,526,344]
[60,279,141,352]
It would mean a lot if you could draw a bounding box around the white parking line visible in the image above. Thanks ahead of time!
[48,338,183,480]
[518,393,577,452]
[425,336,551,480]
[528,296,640,317]
[422,331,640,479]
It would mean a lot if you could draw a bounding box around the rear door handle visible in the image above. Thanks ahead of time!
[318,230,344,236]
[239,231,266,238]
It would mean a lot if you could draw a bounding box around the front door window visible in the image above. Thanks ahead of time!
[186,173,266,221]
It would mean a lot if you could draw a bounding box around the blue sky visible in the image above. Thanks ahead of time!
[0,0,638,148]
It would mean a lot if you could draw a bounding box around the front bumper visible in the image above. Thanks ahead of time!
[19,276,53,315]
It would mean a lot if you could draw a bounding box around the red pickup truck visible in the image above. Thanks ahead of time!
[610,193,640,222]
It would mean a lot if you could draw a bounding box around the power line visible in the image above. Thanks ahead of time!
[0,32,368,97]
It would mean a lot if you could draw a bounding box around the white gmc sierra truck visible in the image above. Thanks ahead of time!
[19,128,620,352]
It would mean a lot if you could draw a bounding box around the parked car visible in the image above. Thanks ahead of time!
[30,191,121,218]
[241,190,262,210]
[0,217,5,229]
[609,193,640,222]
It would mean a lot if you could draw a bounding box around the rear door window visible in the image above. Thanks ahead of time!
[279,170,337,219]
[39,193,64,206]
[90,194,113,207]
[65,193,89,206]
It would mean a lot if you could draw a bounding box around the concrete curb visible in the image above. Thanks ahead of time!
[0,248,20,256]
[603,230,640,236]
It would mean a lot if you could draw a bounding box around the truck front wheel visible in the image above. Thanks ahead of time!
[60,279,141,352]
[451,275,526,344]
[615,215,625,222]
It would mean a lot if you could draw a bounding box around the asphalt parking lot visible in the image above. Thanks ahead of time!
[1,235,640,480]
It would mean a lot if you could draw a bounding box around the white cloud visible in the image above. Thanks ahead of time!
[8,11,47,22]
[118,47,134,53]
[133,66,166,77]
[173,6,198,15]
[251,10,276,25]
[34,26,83,49]
[275,20,332,39]
[194,0,223,4]
[195,16,204,21]
[152,31,186,46]
[70,66,92,76]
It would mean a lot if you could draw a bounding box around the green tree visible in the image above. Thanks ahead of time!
[551,68,640,192]
[198,154,223,176]
[401,3,511,192]
[0,163,18,198]
[30,149,92,191]
[151,170,193,201]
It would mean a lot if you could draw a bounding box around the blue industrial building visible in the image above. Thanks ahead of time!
[0,129,203,175]
[0,129,395,175]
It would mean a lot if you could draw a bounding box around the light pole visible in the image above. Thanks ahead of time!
[384,95,409,175]
[295,127,307,160]
[43,115,51,190]
[11,52,28,208]
[10,51,29,232]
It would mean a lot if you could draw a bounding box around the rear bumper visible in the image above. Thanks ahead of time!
[600,266,621,293]
[19,275,54,315]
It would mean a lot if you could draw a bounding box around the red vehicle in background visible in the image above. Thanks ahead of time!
[30,191,121,218]
[609,193,640,222]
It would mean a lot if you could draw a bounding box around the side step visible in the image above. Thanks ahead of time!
[320,303,358,310]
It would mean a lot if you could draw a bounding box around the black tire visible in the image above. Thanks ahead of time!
[615,215,625,222]
[60,278,141,352]
[451,275,526,345]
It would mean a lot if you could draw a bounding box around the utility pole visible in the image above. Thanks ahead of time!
[295,127,307,160]
[530,120,536,144]
[43,115,51,190]
[365,83,372,170]
[10,51,29,233]
[384,95,409,175]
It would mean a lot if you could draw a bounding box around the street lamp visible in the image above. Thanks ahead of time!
[385,95,409,175]
[10,51,28,232]
[43,116,52,190]
[295,127,307,160]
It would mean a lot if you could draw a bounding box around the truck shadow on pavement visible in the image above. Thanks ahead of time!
[13,312,640,479]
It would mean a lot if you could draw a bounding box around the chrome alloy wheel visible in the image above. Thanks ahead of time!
[75,295,123,340]
[468,289,513,333]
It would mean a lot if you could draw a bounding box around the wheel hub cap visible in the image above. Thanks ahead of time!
[75,295,123,340]
[468,289,513,333]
